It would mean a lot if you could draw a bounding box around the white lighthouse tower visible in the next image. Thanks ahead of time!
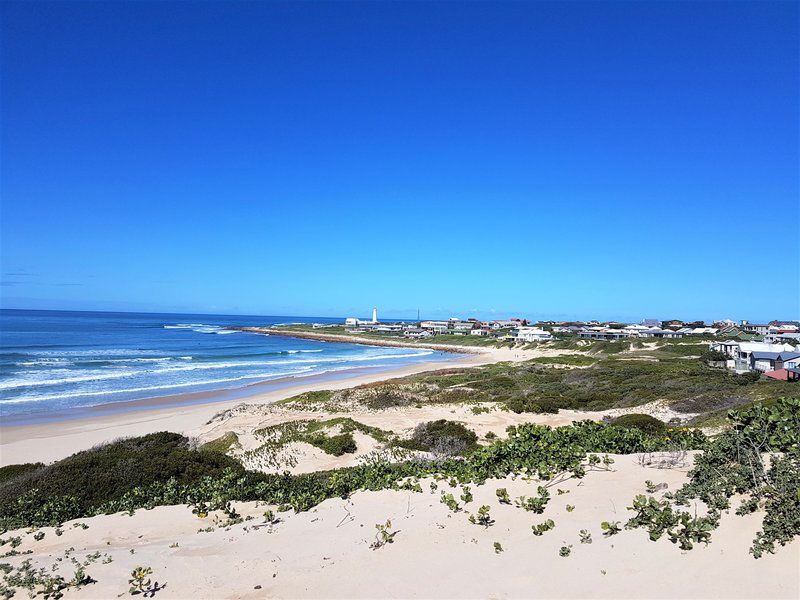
[372,307,378,323]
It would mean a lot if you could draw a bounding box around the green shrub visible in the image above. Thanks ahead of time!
[0,463,45,485]
[611,414,668,436]
[0,432,242,517]
[307,433,357,456]
[364,388,413,409]
[398,420,478,455]
[700,350,728,363]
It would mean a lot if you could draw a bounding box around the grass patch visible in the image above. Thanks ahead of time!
[530,355,597,367]
[274,390,333,409]
[201,432,240,454]
[401,357,798,414]
[306,433,357,456]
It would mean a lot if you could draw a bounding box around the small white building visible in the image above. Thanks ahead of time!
[420,320,449,333]
[515,327,553,342]
[404,328,432,338]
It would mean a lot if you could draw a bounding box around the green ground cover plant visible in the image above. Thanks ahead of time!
[624,398,800,557]
[0,418,706,530]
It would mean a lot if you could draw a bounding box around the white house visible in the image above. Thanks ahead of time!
[404,328,432,338]
[491,320,518,329]
[515,327,553,342]
[420,320,449,333]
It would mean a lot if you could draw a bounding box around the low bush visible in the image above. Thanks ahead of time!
[306,433,357,456]
[611,414,668,436]
[398,420,478,456]
[699,350,727,363]
[0,463,44,485]
[364,388,414,410]
[0,432,243,517]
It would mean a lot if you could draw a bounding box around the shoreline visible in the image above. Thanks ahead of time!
[0,350,500,466]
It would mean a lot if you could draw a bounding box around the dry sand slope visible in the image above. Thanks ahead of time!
[5,453,798,600]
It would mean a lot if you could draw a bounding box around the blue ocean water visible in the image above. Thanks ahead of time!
[0,310,452,417]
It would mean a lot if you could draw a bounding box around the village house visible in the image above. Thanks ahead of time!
[711,340,800,372]
[515,327,553,342]
[470,328,490,336]
[419,320,449,333]
[749,351,800,373]
[403,327,432,339]
[740,321,770,335]
[578,329,631,340]
[640,328,683,339]
[490,319,518,329]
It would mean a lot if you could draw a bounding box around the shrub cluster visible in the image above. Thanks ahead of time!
[0,432,243,516]
[0,419,706,530]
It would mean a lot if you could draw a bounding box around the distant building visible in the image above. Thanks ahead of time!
[420,320,449,333]
[345,307,380,327]
[641,319,660,327]
[640,328,683,339]
[491,320,517,329]
[403,327,432,338]
[741,322,769,335]
[515,327,553,342]
[579,329,631,341]
[750,351,800,373]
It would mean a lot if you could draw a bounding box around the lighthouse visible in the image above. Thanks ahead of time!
[372,307,378,323]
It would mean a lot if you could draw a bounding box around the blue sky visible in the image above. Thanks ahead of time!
[1,1,798,322]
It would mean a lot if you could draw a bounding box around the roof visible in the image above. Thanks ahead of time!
[751,351,800,361]
[764,369,790,380]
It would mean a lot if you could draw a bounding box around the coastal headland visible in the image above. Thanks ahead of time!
[229,325,490,353]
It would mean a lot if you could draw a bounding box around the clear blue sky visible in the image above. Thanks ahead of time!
[1,1,798,322]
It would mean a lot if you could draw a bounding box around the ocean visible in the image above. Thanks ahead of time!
[0,309,454,419]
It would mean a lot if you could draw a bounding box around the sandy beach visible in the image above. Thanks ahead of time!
[0,344,540,466]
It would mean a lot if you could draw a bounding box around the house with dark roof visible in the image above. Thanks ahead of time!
[749,351,800,373]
